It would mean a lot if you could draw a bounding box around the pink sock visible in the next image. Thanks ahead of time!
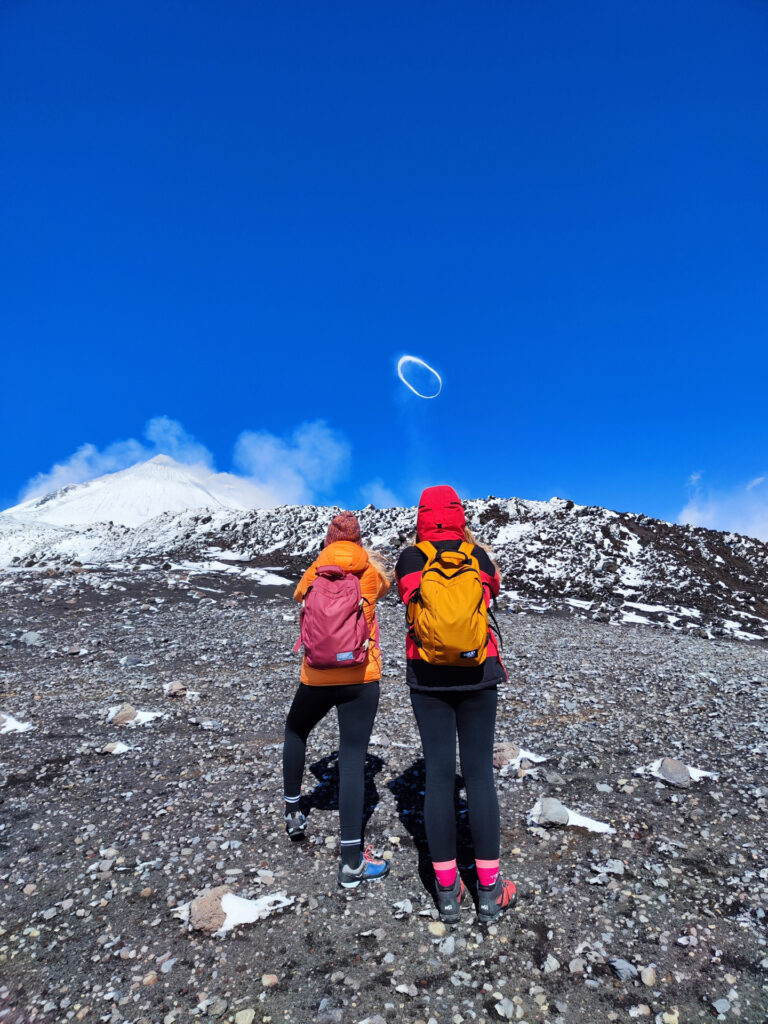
[476,859,500,887]
[433,859,457,888]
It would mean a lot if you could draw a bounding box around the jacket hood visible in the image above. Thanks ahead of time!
[317,540,369,573]
[416,485,466,542]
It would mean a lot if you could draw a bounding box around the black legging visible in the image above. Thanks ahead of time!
[410,686,500,863]
[283,682,380,845]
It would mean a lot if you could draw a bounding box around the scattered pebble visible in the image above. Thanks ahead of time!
[640,965,657,987]
[543,953,560,974]
[609,957,639,981]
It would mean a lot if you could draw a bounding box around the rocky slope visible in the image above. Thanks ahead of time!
[1,566,767,1023]
[2,493,768,644]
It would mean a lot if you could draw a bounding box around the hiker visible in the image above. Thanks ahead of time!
[283,510,392,888]
[395,485,517,923]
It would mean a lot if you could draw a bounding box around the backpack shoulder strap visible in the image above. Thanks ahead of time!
[415,540,437,561]
[406,542,434,626]
[458,540,477,563]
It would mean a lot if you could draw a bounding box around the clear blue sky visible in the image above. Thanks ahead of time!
[2,1,767,527]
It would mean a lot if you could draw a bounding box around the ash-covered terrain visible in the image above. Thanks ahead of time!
[1,561,767,1024]
[2,460,768,1022]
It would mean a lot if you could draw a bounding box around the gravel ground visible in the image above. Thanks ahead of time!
[1,567,767,1024]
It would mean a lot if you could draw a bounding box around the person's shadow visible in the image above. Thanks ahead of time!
[300,751,384,842]
[387,758,477,900]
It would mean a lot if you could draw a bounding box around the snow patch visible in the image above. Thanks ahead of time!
[216,891,295,934]
[0,712,35,734]
[99,741,135,755]
[528,797,616,834]
[106,706,164,726]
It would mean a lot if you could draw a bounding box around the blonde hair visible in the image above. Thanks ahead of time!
[366,549,394,583]
[464,527,501,577]
[463,526,494,559]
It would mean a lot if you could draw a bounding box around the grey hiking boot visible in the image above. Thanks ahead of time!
[477,877,517,923]
[285,810,307,840]
[434,872,466,924]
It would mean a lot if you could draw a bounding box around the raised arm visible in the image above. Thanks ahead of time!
[293,563,318,603]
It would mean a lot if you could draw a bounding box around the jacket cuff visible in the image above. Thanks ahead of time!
[397,570,422,604]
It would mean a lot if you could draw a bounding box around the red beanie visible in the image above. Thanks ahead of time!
[325,511,362,547]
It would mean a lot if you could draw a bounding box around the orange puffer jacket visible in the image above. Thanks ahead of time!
[294,540,390,685]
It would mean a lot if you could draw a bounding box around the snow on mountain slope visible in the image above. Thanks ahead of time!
[0,514,132,568]
[2,461,767,643]
[3,455,249,528]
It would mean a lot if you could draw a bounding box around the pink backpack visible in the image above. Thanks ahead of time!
[295,564,372,668]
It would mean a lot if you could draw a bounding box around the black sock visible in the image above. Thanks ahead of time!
[340,843,362,868]
[285,801,301,817]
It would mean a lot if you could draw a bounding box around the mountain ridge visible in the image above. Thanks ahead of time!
[1,460,767,644]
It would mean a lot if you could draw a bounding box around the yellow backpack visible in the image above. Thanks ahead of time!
[407,541,489,666]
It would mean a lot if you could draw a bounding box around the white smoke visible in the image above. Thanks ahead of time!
[679,472,768,541]
[232,421,351,505]
[397,355,442,399]
[18,417,352,509]
[360,478,402,508]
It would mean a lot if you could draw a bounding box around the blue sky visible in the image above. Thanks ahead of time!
[2,1,767,535]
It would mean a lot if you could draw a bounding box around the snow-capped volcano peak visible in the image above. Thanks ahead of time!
[2,456,250,528]
[143,453,177,467]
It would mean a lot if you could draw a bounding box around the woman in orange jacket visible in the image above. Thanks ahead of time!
[283,511,391,888]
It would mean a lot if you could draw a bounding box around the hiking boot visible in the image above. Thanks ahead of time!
[477,877,517,923]
[285,810,307,840]
[434,872,466,924]
[337,846,390,889]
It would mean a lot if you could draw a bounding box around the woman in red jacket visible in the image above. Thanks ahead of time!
[395,486,516,923]
[284,511,391,889]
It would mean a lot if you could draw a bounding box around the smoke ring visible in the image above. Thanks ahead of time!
[397,355,442,399]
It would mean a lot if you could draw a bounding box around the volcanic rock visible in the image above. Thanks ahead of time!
[531,797,570,825]
[658,757,692,788]
[493,742,521,768]
[110,702,137,725]
[609,957,639,981]
[189,885,231,934]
